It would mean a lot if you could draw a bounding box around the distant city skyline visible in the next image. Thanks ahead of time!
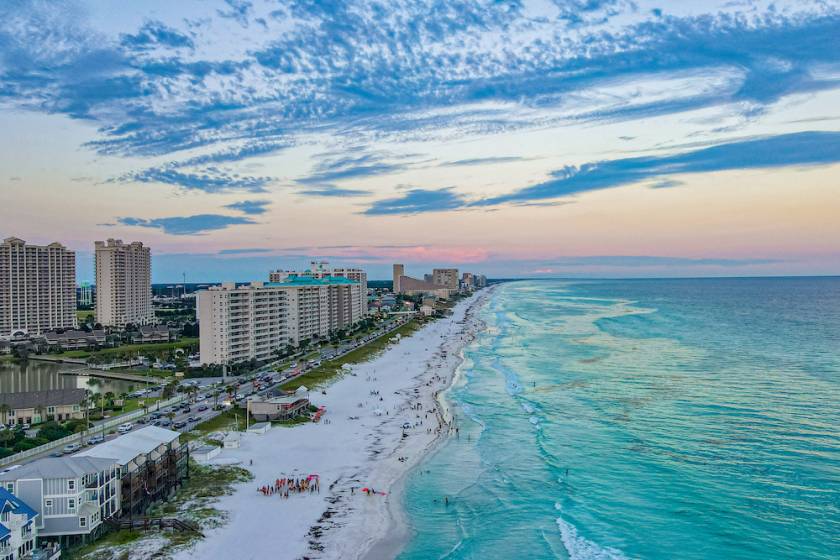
[2,1,840,280]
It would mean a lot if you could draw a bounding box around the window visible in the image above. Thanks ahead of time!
[5,483,12,493]
[44,499,53,508]
[68,498,75,511]
[67,480,75,491]
[79,517,87,528]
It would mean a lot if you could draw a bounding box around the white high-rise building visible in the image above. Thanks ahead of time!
[95,239,153,327]
[198,274,367,365]
[0,237,77,336]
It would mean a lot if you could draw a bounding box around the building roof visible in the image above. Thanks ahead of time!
[266,274,358,287]
[44,329,105,342]
[74,425,180,465]
[138,325,171,335]
[0,487,38,540]
[0,388,86,410]
[0,457,116,482]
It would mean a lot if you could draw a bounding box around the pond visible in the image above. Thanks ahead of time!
[0,360,143,395]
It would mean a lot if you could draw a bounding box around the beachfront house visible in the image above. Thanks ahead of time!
[0,487,39,560]
[0,456,121,547]
[74,426,188,521]
[248,387,310,422]
[0,389,86,426]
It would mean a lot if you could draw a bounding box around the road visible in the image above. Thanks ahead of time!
[4,315,410,466]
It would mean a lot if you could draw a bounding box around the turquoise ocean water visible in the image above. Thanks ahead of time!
[398,278,840,560]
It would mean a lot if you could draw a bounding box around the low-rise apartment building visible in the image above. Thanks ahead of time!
[0,487,39,560]
[75,426,187,521]
[43,330,106,351]
[0,457,121,547]
[0,389,86,425]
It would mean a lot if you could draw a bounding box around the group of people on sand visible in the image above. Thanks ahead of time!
[258,475,320,497]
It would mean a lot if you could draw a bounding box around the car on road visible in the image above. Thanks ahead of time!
[62,443,81,455]
[197,405,208,411]
[187,416,199,422]
[86,435,105,445]
[182,406,191,413]
[136,418,147,424]
[118,423,133,434]
[50,451,64,458]
[173,421,186,429]
[159,419,172,427]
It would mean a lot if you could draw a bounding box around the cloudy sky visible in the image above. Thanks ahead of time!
[1,0,839,282]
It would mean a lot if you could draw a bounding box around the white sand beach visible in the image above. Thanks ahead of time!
[175,289,491,560]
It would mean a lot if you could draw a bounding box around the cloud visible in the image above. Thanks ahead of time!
[297,184,372,197]
[440,156,524,167]
[3,0,838,170]
[117,214,256,235]
[541,256,782,268]
[224,199,271,215]
[476,130,840,206]
[297,153,409,185]
[120,20,194,51]
[364,188,467,215]
[442,157,524,167]
[119,165,273,192]
[649,179,683,189]
[217,247,274,255]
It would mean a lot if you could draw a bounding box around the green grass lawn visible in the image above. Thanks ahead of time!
[284,319,421,391]
[76,309,95,323]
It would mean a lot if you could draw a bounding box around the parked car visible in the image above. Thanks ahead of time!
[159,419,172,427]
[187,416,199,423]
[173,421,186,429]
[117,423,133,434]
[86,435,105,445]
[197,405,208,412]
[62,443,81,455]
[136,418,147,424]
[182,406,191,413]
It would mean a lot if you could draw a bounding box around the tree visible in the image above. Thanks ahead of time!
[0,428,14,448]
[34,404,46,425]
[0,403,10,425]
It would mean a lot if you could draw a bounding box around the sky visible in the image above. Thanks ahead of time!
[1,0,839,282]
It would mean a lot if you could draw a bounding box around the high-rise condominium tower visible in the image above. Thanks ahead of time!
[95,239,153,327]
[0,237,77,336]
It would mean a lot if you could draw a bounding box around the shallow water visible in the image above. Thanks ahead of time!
[399,278,840,560]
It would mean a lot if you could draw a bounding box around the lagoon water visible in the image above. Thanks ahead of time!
[399,278,840,560]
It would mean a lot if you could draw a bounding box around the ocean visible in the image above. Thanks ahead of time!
[398,278,840,560]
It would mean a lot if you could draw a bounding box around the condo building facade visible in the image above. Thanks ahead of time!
[0,237,77,337]
[94,239,153,328]
[432,268,459,291]
[198,273,367,365]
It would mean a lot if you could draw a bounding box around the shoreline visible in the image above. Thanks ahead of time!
[359,287,493,560]
[172,288,494,560]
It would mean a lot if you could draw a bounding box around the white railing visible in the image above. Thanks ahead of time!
[0,394,186,467]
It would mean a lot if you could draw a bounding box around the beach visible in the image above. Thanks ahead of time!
[175,288,492,560]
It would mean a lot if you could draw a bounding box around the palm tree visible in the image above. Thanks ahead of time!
[33,403,46,424]
[213,389,221,408]
[104,391,115,409]
[0,403,11,426]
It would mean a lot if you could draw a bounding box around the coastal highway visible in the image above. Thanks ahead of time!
[5,315,410,466]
